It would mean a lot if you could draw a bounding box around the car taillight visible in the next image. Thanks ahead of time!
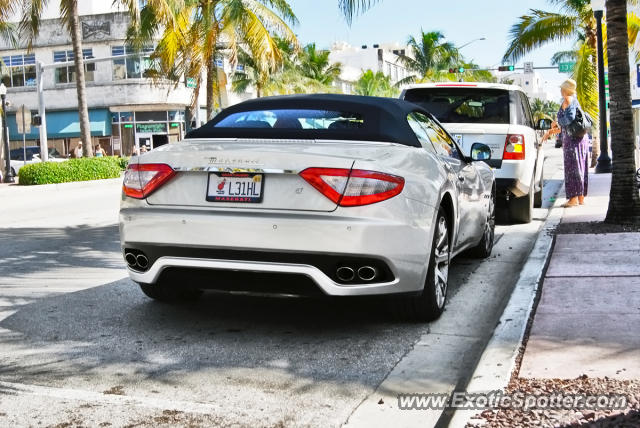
[123,163,176,199]
[503,134,525,160]
[299,168,404,207]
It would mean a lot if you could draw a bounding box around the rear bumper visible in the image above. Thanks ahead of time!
[493,160,534,197]
[127,256,404,297]
[119,202,434,297]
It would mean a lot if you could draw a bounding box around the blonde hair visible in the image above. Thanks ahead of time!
[560,79,577,95]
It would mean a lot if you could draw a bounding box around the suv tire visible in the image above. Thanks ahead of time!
[508,175,534,223]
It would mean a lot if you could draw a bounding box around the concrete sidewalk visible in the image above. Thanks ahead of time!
[519,173,640,379]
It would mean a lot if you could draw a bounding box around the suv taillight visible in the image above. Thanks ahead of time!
[299,168,404,207]
[123,163,176,199]
[503,134,525,160]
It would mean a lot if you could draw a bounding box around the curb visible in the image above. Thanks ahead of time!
[448,184,565,427]
[0,177,123,194]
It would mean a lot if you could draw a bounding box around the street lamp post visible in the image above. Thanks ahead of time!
[0,83,13,183]
[592,0,612,173]
[457,37,486,50]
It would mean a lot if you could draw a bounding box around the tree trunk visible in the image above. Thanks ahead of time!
[604,0,640,223]
[206,57,215,121]
[68,0,93,158]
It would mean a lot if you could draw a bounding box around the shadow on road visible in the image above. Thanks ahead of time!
[0,225,122,281]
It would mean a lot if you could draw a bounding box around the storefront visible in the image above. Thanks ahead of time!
[7,108,111,156]
[110,108,186,156]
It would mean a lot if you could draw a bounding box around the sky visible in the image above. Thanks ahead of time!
[286,0,576,98]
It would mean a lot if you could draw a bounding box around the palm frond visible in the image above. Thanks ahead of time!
[338,0,379,24]
[571,40,598,121]
[627,12,640,62]
[503,9,579,63]
[18,0,47,49]
[0,22,17,48]
[551,49,578,64]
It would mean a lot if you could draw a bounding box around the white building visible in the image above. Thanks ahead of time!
[500,71,554,102]
[0,1,247,157]
[329,42,412,93]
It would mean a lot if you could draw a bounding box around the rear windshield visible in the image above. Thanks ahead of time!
[403,88,510,124]
[214,109,364,130]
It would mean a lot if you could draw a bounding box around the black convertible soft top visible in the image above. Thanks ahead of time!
[185,94,432,147]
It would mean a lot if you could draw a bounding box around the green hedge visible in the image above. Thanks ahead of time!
[18,156,127,185]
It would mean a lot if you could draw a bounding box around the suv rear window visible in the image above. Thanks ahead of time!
[403,88,510,124]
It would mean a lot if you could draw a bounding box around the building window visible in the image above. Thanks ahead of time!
[54,49,95,84]
[1,54,36,87]
[112,45,154,80]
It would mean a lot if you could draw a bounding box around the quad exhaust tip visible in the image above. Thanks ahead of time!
[136,254,149,269]
[336,266,355,282]
[336,265,379,282]
[124,251,149,271]
[357,266,378,282]
[125,252,138,268]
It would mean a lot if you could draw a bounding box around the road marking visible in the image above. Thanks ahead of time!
[0,380,220,415]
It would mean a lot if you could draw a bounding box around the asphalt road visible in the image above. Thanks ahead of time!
[0,147,564,427]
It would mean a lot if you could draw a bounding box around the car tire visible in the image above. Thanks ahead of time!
[468,189,495,258]
[394,206,450,322]
[10,167,16,177]
[138,282,203,303]
[534,167,543,208]
[508,176,534,223]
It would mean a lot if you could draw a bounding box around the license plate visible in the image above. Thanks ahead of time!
[452,134,464,147]
[207,172,264,203]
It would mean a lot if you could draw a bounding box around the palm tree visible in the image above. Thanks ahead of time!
[9,0,93,157]
[298,43,342,86]
[530,98,560,121]
[459,61,497,83]
[353,69,397,97]
[502,1,640,124]
[125,0,298,120]
[396,30,460,84]
[232,40,338,96]
[604,0,640,224]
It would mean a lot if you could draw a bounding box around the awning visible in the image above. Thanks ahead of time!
[8,108,111,140]
[632,99,640,109]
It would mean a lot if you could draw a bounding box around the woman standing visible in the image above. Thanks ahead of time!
[543,79,589,207]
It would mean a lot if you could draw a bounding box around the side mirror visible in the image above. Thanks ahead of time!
[470,143,492,162]
[536,118,552,130]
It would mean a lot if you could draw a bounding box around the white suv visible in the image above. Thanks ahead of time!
[400,83,545,223]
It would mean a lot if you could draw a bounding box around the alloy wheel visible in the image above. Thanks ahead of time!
[433,216,450,309]
[484,193,496,253]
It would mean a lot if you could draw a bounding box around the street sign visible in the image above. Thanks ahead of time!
[135,122,167,133]
[16,105,31,134]
[186,77,197,88]
[523,62,534,74]
[558,62,576,73]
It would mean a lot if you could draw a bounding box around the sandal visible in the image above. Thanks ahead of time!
[562,202,579,208]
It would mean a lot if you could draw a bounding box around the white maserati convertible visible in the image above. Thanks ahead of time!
[119,94,495,321]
